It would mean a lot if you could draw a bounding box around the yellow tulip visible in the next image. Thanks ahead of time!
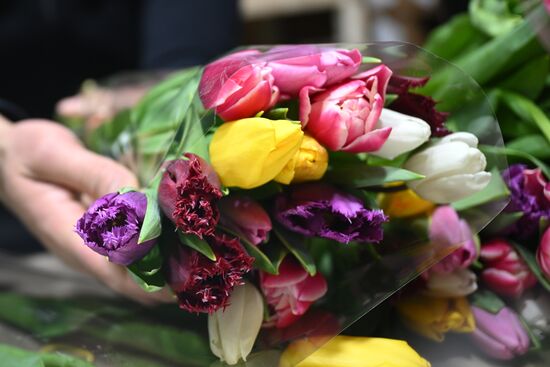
[279,336,431,367]
[275,135,329,184]
[396,295,475,342]
[379,189,435,218]
[210,118,304,189]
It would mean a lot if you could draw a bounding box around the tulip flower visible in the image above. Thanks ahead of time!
[379,189,435,218]
[396,296,475,341]
[538,226,550,279]
[75,191,156,266]
[158,153,223,239]
[275,134,328,184]
[471,306,530,360]
[219,196,272,245]
[371,109,431,160]
[299,65,393,153]
[502,164,550,238]
[427,206,477,274]
[404,132,491,203]
[209,117,304,189]
[423,269,478,297]
[517,292,550,338]
[275,183,388,244]
[208,282,264,365]
[199,50,279,121]
[280,336,431,367]
[480,239,537,298]
[265,45,363,97]
[166,234,253,313]
[261,258,327,328]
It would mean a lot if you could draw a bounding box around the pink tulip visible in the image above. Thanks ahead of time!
[264,45,362,97]
[199,50,279,121]
[219,196,272,246]
[261,258,328,329]
[427,206,477,275]
[537,227,550,279]
[471,306,530,360]
[480,239,537,298]
[299,65,393,153]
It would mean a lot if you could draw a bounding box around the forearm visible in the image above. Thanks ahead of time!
[0,115,12,148]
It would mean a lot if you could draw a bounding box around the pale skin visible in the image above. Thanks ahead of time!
[0,116,173,304]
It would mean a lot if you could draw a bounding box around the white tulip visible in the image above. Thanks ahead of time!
[372,109,431,160]
[423,268,478,297]
[404,132,491,203]
[517,292,550,339]
[208,282,264,365]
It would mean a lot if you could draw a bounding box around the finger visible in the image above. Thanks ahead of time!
[28,135,139,199]
[10,176,171,304]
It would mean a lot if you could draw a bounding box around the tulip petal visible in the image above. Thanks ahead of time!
[353,64,393,96]
[482,268,523,297]
[297,273,328,302]
[409,171,492,204]
[341,126,392,153]
[262,259,309,288]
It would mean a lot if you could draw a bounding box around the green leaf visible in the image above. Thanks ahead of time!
[480,145,550,179]
[519,316,542,352]
[507,134,550,160]
[452,168,509,211]
[128,246,166,292]
[469,0,523,37]
[178,232,216,261]
[326,165,423,188]
[263,242,288,273]
[482,211,523,236]
[138,184,162,244]
[498,90,550,144]
[0,343,96,367]
[264,108,289,120]
[241,240,279,275]
[470,290,506,314]
[512,242,550,292]
[362,56,382,64]
[273,225,317,276]
[498,55,549,100]
[128,269,165,292]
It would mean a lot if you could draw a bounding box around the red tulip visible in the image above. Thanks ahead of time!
[299,65,393,153]
[261,258,327,329]
[199,50,279,121]
[219,196,272,245]
[480,239,537,298]
[537,227,550,280]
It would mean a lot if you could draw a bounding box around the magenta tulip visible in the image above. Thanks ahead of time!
[299,65,393,153]
[199,50,279,121]
[480,239,537,298]
[471,306,530,360]
[264,45,362,97]
[261,257,327,329]
[427,206,477,274]
[219,196,272,245]
[537,227,550,279]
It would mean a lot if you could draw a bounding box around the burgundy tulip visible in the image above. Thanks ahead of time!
[219,196,272,245]
[480,239,537,298]
[537,227,550,280]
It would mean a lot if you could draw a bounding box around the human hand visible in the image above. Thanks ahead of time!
[0,116,173,305]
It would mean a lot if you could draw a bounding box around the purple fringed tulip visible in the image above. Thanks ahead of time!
[219,196,272,246]
[275,183,388,244]
[471,306,530,360]
[502,164,550,238]
[428,206,477,274]
[299,65,393,153]
[75,191,155,266]
[538,227,550,280]
[480,239,537,298]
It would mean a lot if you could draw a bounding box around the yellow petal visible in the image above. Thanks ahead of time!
[379,189,435,218]
[274,134,329,184]
[210,118,303,189]
[280,336,431,367]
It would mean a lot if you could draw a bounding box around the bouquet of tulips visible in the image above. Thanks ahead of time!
[71,42,512,366]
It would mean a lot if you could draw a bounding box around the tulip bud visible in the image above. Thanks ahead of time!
[210,117,304,189]
[274,135,328,184]
[480,239,537,298]
[379,189,435,218]
[423,269,477,297]
[517,292,550,338]
[537,227,550,280]
[372,109,431,160]
[75,191,156,266]
[219,196,272,245]
[404,132,491,203]
[471,306,530,360]
[208,282,264,365]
